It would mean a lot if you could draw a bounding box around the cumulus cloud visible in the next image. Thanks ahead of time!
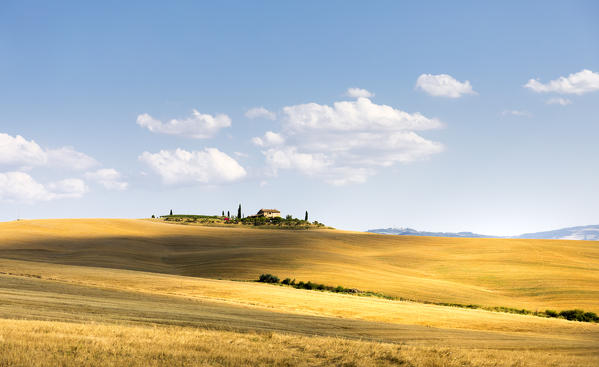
[137,110,231,139]
[245,107,276,120]
[546,97,572,106]
[0,133,98,170]
[139,148,246,185]
[46,147,99,170]
[416,73,476,98]
[0,171,87,203]
[85,168,128,191]
[252,131,285,147]
[264,147,331,175]
[255,90,443,185]
[346,88,374,98]
[282,97,442,132]
[525,69,599,95]
[46,178,89,198]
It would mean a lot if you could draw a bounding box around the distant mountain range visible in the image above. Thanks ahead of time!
[367,225,599,241]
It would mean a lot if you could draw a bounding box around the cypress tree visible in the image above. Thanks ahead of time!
[238,204,241,219]
[227,210,230,218]
[170,209,173,216]
[222,210,224,216]
[305,211,308,221]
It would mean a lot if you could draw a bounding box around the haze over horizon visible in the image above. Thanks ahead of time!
[1,1,598,236]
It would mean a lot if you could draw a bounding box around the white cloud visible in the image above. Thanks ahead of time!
[139,148,246,185]
[46,147,99,170]
[245,107,276,120]
[46,178,89,199]
[416,73,476,98]
[283,97,441,132]
[502,110,532,117]
[264,147,331,175]
[252,131,285,147]
[546,97,572,106]
[525,69,599,95]
[85,168,128,191]
[0,133,98,170]
[0,171,87,203]
[137,110,231,139]
[0,133,47,167]
[255,91,443,185]
[346,88,374,98]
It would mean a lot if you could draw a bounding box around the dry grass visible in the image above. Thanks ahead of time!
[1,319,597,367]
[1,219,598,366]
[2,258,598,337]
[1,218,598,312]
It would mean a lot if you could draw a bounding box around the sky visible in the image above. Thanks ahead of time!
[1,1,598,235]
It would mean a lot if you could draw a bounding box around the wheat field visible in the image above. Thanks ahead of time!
[2,218,598,311]
[0,218,598,366]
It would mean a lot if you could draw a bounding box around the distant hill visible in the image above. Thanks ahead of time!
[367,225,599,241]
[516,225,599,241]
[366,227,495,238]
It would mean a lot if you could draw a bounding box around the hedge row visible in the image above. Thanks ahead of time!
[256,274,598,323]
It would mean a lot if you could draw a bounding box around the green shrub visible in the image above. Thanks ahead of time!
[558,309,599,322]
[545,309,558,318]
[281,278,291,285]
[258,274,280,283]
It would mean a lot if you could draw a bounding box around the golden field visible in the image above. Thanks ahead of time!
[0,218,598,366]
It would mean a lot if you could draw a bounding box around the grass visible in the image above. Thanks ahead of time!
[258,274,599,322]
[2,218,597,313]
[1,219,599,366]
[1,263,598,366]
[2,319,597,367]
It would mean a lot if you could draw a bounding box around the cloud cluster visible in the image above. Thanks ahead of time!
[253,92,443,185]
[85,169,128,191]
[245,107,276,120]
[137,109,231,139]
[0,133,98,170]
[252,131,285,147]
[346,88,374,98]
[416,74,476,98]
[0,171,87,203]
[0,132,126,203]
[139,148,246,185]
[525,69,599,95]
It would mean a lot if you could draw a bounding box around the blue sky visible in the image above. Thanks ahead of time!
[1,1,598,235]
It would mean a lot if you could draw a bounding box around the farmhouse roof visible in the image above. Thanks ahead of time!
[259,209,280,213]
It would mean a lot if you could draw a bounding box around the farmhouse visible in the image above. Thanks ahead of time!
[256,209,281,218]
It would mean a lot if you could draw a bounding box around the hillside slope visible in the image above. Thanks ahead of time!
[1,218,598,312]
[2,260,597,367]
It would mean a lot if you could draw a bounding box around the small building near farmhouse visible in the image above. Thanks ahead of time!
[256,209,281,218]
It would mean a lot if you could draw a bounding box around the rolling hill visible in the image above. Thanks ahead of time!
[1,218,598,312]
[1,218,598,366]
